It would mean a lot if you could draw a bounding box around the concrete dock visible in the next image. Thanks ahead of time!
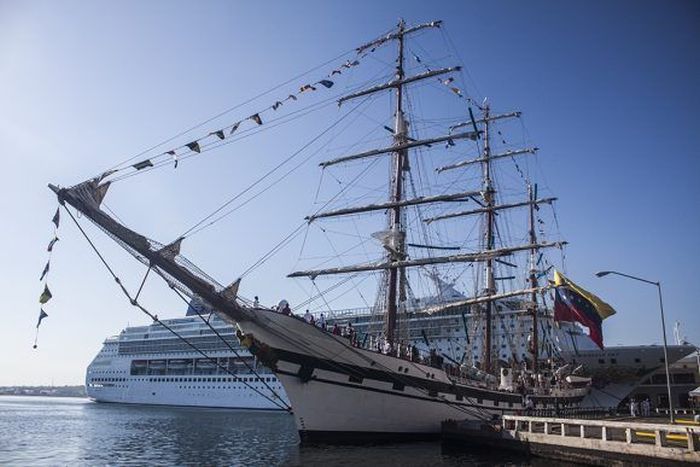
[442,414,700,465]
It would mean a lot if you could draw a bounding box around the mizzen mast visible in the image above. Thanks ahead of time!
[430,105,554,372]
[528,182,540,372]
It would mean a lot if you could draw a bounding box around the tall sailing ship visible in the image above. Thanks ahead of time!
[49,20,640,442]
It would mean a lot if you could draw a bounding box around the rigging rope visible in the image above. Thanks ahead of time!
[169,286,290,408]
[63,205,291,411]
[178,95,375,240]
[100,47,362,177]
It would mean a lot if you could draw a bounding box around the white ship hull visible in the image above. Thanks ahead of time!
[276,372,488,441]
[234,309,587,442]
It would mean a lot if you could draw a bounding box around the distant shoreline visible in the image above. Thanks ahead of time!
[0,385,86,398]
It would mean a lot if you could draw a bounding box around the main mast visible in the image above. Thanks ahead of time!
[481,104,496,371]
[386,19,409,347]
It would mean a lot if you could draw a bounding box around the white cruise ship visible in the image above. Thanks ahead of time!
[85,310,290,410]
[86,290,694,411]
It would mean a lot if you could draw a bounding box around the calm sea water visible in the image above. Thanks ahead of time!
[0,396,543,466]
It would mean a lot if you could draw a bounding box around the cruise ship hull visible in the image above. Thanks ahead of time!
[85,315,291,411]
[87,379,286,410]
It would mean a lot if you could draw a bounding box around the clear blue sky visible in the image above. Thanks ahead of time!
[1,0,698,385]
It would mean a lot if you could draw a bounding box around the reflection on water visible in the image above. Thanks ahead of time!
[0,396,541,466]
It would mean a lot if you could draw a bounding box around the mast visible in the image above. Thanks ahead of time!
[482,103,496,371]
[386,18,408,347]
[528,183,539,372]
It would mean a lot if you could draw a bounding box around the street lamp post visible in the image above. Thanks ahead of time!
[595,270,674,423]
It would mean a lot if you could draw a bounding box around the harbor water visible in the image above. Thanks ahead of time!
[0,396,552,466]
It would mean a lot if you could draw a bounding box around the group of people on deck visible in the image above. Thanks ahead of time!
[261,297,445,366]
[629,397,652,417]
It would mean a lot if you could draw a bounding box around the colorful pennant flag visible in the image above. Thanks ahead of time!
[36,309,48,328]
[33,309,49,349]
[250,113,263,125]
[39,261,50,281]
[131,48,378,178]
[186,141,201,153]
[47,236,59,252]
[132,159,154,170]
[39,284,52,304]
[52,208,60,229]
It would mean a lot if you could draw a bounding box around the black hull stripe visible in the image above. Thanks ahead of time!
[299,429,441,445]
[270,347,584,405]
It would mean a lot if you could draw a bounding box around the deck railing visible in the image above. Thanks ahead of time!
[502,414,699,453]
[656,407,699,416]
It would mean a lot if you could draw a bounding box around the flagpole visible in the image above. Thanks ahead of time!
[595,270,674,423]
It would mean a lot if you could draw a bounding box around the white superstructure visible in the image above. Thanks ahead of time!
[85,314,289,410]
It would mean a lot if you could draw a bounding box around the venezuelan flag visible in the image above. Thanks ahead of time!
[553,271,616,349]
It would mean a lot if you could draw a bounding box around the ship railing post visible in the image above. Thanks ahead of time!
[655,430,665,447]
[544,421,549,435]
[601,425,608,441]
[625,427,633,444]
[580,424,585,438]
[561,422,566,437]
[528,420,532,433]
[687,428,696,451]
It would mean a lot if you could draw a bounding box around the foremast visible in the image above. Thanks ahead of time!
[386,19,408,347]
